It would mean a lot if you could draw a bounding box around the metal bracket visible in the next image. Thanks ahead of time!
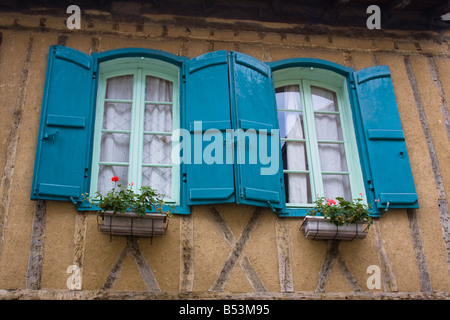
[42,129,59,143]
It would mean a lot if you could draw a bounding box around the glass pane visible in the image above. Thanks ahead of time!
[282,141,308,171]
[284,172,311,204]
[276,86,302,111]
[311,86,338,112]
[142,167,172,198]
[142,135,172,165]
[278,111,305,140]
[97,165,128,195]
[105,75,133,100]
[144,104,173,132]
[314,113,343,141]
[99,133,130,163]
[103,103,132,131]
[322,174,351,201]
[318,143,348,172]
[145,76,173,102]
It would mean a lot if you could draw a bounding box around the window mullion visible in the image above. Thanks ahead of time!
[302,81,323,200]
[129,68,144,191]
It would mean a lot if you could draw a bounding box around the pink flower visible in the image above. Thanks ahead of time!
[111,176,119,182]
[129,182,134,186]
[326,199,336,205]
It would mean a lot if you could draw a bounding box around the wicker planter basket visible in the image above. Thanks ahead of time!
[300,215,368,241]
[98,211,168,238]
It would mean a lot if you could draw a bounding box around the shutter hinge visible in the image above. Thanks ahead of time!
[69,196,78,205]
[92,71,97,79]
[267,201,278,213]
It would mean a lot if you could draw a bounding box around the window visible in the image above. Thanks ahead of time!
[273,67,365,211]
[91,58,180,204]
[31,47,418,217]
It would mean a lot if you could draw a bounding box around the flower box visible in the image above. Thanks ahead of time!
[98,211,168,238]
[300,215,368,241]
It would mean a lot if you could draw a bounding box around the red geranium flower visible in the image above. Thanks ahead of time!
[111,176,119,182]
[326,199,336,205]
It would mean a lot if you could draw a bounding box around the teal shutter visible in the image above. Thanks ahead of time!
[354,66,418,211]
[184,51,236,205]
[228,52,286,212]
[31,45,96,203]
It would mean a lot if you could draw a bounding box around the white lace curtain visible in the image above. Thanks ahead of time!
[97,75,173,198]
[277,85,351,204]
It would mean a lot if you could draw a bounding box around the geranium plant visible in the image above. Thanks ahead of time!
[307,193,373,228]
[83,176,173,217]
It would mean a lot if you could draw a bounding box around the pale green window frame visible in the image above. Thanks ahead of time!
[273,67,366,208]
[90,57,180,205]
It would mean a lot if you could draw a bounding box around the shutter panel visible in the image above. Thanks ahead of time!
[228,52,286,211]
[184,51,236,205]
[31,45,96,203]
[354,65,418,211]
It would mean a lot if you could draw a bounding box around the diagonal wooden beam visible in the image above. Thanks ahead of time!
[315,240,363,293]
[209,207,264,292]
[127,236,161,292]
[101,236,160,291]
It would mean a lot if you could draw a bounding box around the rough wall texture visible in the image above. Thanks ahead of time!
[0,9,449,300]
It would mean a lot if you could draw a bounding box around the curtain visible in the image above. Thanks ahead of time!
[97,75,173,198]
[311,86,351,201]
[277,86,311,204]
[142,76,173,198]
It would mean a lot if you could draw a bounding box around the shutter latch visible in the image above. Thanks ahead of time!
[42,129,59,143]
[69,197,78,205]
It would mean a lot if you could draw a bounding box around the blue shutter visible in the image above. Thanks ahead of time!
[354,66,418,212]
[31,45,96,204]
[184,51,236,205]
[228,52,286,212]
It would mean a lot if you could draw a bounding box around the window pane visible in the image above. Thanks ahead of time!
[314,113,343,141]
[311,86,338,112]
[105,75,133,100]
[282,141,308,171]
[103,102,132,131]
[278,111,305,140]
[322,174,351,201]
[142,167,172,198]
[276,86,302,111]
[97,165,128,195]
[145,76,173,102]
[318,143,348,172]
[143,135,172,165]
[144,104,173,132]
[99,133,130,163]
[284,172,311,204]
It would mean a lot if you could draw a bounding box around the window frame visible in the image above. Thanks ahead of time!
[90,57,181,205]
[273,66,366,216]
[84,48,189,214]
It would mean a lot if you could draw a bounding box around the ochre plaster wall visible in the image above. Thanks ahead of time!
[0,10,449,299]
